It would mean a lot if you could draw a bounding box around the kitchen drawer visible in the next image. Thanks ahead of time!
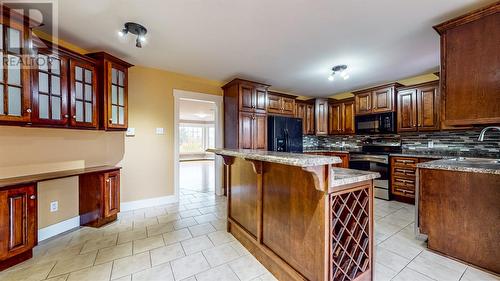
[391,157,418,168]
[392,184,415,197]
[392,176,416,188]
[392,166,416,178]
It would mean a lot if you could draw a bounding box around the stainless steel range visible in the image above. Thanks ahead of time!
[349,137,402,200]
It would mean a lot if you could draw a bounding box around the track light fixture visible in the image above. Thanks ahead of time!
[328,65,350,81]
[118,22,148,48]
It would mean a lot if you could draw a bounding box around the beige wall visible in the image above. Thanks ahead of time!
[0,64,222,229]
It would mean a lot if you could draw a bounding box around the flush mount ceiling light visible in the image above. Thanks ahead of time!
[118,22,148,48]
[328,65,349,81]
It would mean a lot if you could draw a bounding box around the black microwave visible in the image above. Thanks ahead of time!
[355,112,396,134]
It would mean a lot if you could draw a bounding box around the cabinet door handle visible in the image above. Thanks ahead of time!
[30,195,36,200]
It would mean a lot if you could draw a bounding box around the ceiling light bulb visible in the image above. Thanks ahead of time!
[328,75,334,81]
[136,38,142,48]
[118,28,128,37]
[138,35,146,42]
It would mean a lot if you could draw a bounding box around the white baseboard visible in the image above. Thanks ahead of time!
[121,195,178,212]
[38,216,80,241]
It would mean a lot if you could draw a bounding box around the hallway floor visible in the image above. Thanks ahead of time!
[0,190,498,281]
[179,160,215,193]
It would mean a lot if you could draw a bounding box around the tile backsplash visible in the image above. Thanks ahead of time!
[303,129,500,158]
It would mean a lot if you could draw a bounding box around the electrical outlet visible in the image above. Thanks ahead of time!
[428,140,434,148]
[126,127,135,136]
[156,128,165,135]
[50,201,58,212]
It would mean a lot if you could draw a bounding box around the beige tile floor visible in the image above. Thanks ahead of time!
[1,189,498,281]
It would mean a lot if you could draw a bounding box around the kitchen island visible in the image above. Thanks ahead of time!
[208,149,379,281]
[417,158,500,274]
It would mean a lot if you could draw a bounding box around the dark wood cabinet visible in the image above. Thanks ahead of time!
[223,78,270,149]
[295,100,315,135]
[69,59,98,129]
[397,81,440,132]
[354,83,401,115]
[253,113,267,150]
[0,166,121,270]
[267,91,295,116]
[434,2,500,128]
[104,170,120,218]
[314,98,328,135]
[328,99,355,135]
[87,52,133,131]
[31,51,69,126]
[0,184,37,270]
[390,156,435,204]
[0,10,31,123]
[79,169,121,227]
[328,102,342,134]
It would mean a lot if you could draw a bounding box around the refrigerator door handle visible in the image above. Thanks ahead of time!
[284,128,289,152]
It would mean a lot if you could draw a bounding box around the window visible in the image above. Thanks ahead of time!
[179,123,215,154]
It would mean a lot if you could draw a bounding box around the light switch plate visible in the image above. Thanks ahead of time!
[126,128,135,136]
[156,128,165,135]
[50,201,58,212]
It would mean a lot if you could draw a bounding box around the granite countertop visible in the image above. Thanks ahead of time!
[389,152,454,159]
[417,158,500,175]
[329,168,380,187]
[207,148,342,167]
[303,147,361,153]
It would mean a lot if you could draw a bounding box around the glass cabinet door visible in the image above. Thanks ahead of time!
[0,23,31,122]
[69,59,97,128]
[32,53,68,125]
[107,63,127,129]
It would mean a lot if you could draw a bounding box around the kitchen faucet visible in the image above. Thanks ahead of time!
[478,126,500,141]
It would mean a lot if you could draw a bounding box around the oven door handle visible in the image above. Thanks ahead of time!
[349,156,389,164]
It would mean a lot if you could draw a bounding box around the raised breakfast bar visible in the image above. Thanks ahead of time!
[208,149,379,281]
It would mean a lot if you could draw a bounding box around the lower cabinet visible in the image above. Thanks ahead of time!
[0,184,37,270]
[79,169,121,227]
[390,156,434,204]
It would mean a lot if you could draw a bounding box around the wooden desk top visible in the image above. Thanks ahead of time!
[0,166,121,189]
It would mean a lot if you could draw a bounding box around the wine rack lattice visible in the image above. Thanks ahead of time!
[330,187,370,281]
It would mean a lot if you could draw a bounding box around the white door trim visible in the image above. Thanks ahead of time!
[173,90,224,198]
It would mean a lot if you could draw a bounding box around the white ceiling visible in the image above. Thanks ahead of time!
[54,0,495,96]
[179,99,215,122]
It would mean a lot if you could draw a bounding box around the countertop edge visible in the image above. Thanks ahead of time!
[208,149,342,167]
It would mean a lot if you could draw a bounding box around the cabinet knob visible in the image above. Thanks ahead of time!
[26,108,32,113]
[64,114,69,118]
[106,179,110,183]
[73,115,76,119]
[30,195,36,200]
[413,124,416,127]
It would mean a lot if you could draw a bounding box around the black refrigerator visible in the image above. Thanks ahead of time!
[267,116,303,153]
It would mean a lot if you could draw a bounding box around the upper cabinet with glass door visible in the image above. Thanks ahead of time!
[31,51,68,125]
[87,52,133,131]
[0,9,31,123]
[69,58,98,129]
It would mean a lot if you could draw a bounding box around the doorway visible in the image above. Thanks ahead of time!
[173,90,223,200]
